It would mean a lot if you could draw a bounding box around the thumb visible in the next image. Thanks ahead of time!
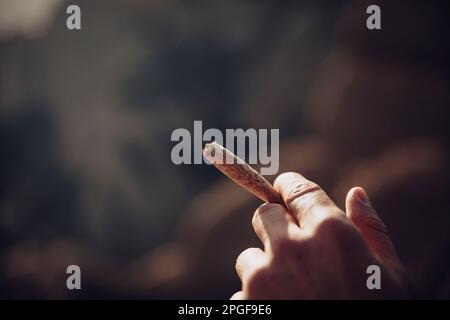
[345,187,402,270]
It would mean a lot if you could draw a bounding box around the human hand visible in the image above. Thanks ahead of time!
[232,172,408,299]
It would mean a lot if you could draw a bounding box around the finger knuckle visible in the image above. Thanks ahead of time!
[271,237,296,255]
[316,215,358,242]
[284,181,323,207]
[272,238,311,266]
[236,248,257,267]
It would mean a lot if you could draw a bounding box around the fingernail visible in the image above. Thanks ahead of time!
[355,188,372,207]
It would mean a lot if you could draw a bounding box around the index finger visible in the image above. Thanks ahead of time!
[274,172,344,229]
[252,203,302,254]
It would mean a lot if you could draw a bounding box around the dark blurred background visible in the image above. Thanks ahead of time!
[0,0,449,299]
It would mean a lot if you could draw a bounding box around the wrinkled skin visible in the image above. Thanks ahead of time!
[232,172,409,299]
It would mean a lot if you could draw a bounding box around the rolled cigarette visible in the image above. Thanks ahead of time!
[203,142,283,204]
